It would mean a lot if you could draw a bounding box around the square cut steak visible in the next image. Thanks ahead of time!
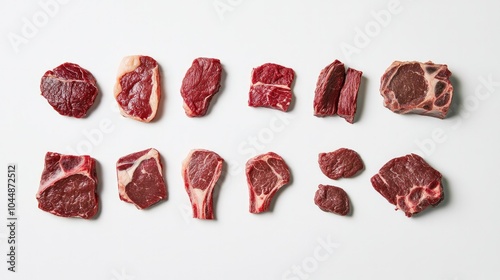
[182,149,224,219]
[248,63,294,112]
[37,152,98,219]
[380,61,453,118]
[116,148,167,209]
[246,152,291,213]
[313,60,346,116]
[114,55,161,122]
[370,154,444,217]
[40,62,98,118]
[181,57,223,117]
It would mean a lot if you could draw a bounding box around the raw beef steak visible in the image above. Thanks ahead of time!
[40,62,98,118]
[181,57,223,117]
[182,149,224,219]
[380,61,453,119]
[337,68,363,123]
[318,148,363,180]
[116,148,167,209]
[114,55,161,122]
[248,63,294,111]
[314,184,350,216]
[37,152,98,219]
[246,152,291,213]
[313,60,345,116]
[370,154,444,217]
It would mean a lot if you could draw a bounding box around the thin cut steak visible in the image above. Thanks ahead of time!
[314,184,350,216]
[248,63,294,112]
[318,148,364,180]
[337,68,363,123]
[116,148,167,209]
[380,61,453,119]
[313,60,345,116]
[246,152,291,213]
[182,149,224,219]
[114,55,161,122]
[37,152,98,219]
[40,62,98,118]
[181,57,223,117]
[370,154,444,217]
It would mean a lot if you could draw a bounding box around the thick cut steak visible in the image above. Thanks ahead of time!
[370,154,444,217]
[314,184,350,216]
[337,68,363,123]
[313,60,346,116]
[116,148,167,209]
[40,62,98,118]
[319,148,363,180]
[181,57,223,117]
[380,61,453,118]
[248,63,294,111]
[182,149,224,219]
[37,152,98,219]
[246,152,291,213]
[114,55,161,122]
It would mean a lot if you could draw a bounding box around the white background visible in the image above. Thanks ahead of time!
[1,0,500,279]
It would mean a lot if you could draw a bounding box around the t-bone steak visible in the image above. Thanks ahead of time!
[40,62,98,118]
[114,55,161,122]
[116,148,167,209]
[248,63,294,112]
[337,68,363,123]
[318,148,364,180]
[313,60,346,117]
[380,61,453,119]
[314,184,350,216]
[181,57,223,117]
[182,149,224,219]
[245,152,291,214]
[37,152,98,219]
[370,153,444,217]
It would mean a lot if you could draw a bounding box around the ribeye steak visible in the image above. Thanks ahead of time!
[246,152,291,213]
[314,184,350,216]
[380,61,453,118]
[37,152,98,219]
[40,62,98,118]
[370,153,444,217]
[248,63,294,112]
[337,68,363,123]
[313,60,345,117]
[116,148,167,209]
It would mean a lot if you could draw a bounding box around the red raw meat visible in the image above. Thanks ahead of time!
[114,55,161,122]
[181,57,223,117]
[337,68,363,123]
[246,152,291,213]
[248,63,294,111]
[313,60,345,116]
[37,152,98,219]
[370,154,444,217]
[40,62,98,118]
[314,184,350,216]
[182,149,224,219]
[318,148,364,180]
[116,148,167,209]
[380,61,453,118]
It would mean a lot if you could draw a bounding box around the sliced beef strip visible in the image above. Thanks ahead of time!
[337,68,363,123]
[313,60,346,117]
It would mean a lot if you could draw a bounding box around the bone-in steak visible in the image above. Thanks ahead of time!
[380,61,453,119]
[246,152,291,213]
[37,152,98,219]
[114,55,161,122]
[182,149,224,219]
[248,63,294,112]
[370,153,444,217]
[314,184,350,216]
[40,62,98,118]
[116,148,167,209]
